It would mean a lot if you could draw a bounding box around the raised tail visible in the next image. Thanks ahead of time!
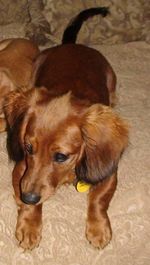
[62,7,109,44]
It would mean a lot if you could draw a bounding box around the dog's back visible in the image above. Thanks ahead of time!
[34,7,116,106]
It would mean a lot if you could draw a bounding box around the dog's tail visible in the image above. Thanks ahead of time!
[62,7,109,44]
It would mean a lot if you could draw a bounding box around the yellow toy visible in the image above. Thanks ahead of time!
[76,181,91,192]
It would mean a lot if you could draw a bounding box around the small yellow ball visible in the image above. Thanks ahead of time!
[76,181,91,192]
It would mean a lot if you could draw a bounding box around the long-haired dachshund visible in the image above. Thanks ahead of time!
[0,38,39,131]
[3,7,128,250]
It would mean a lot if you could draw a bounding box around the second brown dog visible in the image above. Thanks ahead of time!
[0,38,39,131]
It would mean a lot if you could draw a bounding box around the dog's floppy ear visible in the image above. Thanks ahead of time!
[76,104,129,184]
[3,90,29,161]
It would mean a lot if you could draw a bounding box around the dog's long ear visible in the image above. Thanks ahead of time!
[76,104,129,184]
[3,90,29,161]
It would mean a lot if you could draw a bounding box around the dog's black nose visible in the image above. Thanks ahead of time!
[21,192,41,205]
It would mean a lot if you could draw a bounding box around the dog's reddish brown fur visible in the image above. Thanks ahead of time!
[3,10,128,250]
[3,44,128,249]
[0,38,39,131]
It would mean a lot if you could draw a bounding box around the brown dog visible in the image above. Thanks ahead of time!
[0,38,39,131]
[3,8,128,250]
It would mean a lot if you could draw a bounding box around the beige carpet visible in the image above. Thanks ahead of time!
[0,41,149,265]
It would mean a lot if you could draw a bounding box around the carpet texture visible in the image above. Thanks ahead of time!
[0,41,149,265]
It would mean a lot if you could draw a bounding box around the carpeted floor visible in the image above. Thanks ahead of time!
[0,41,149,265]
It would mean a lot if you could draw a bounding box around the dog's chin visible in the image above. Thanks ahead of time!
[39,186,56,204]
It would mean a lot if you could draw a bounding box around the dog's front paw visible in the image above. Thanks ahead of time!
[86,219,112,249]
[16,221,42,250]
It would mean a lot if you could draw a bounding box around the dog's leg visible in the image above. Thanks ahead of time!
[106,67,117,107]
[13,161,42,250]
[86,172,117,249]
[0,70,16,132]
[16,203,42,250]
[0,117,6,132]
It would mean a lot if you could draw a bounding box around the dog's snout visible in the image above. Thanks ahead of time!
[21,192,41,205]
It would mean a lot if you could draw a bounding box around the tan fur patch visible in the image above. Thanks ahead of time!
[31,91,73,129]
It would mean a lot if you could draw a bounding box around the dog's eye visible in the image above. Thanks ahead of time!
[24,143,33,155]
[53,152,69,163]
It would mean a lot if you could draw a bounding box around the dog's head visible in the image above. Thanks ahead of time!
[3,88,128,204]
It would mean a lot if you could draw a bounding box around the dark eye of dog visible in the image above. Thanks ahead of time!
[24,143,33,155]
[54,152,69,163]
